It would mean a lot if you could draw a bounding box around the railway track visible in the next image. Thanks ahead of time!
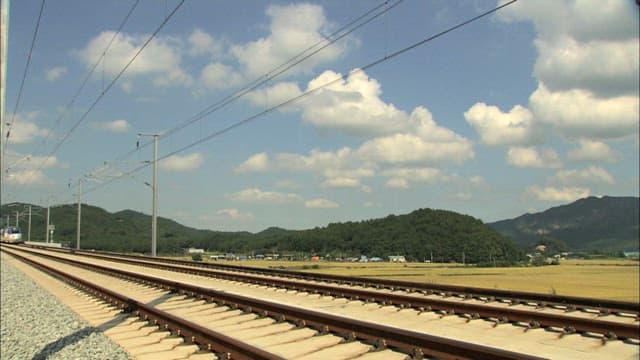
[3,244,639,359]
[22,244,640,338]
[35,244,639,315]
[2,244,548,360]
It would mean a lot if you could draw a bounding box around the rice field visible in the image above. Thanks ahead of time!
[233,258,640,302]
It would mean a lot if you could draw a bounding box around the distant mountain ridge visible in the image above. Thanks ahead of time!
[488,196,639,253]
[3,196,637,256]
[1,203,519,262]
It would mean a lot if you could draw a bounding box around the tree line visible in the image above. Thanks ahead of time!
[2,203,523,264]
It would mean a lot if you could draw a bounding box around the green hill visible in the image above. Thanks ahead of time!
[1,203,520,263]
[488,196,639,253]
[4,197,637,258]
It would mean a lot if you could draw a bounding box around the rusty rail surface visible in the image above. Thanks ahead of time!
[22,244,640,341]
[3,245,549,360]
[2,247,284,360]
[40,245,639,315]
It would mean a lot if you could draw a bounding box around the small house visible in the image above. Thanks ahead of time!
[388,255,406,263]
[185,248,204,254]
[623,251,639,260]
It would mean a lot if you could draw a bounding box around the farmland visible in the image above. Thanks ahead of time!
[231,258,640,302]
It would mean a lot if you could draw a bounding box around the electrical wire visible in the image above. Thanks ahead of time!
[73,0,404,197]
[5,0,140,202]
[115,0,405,162]
[80,0,518,198]
[2,0,46,156]
[75,0,404,200]
[31,0,185,179]
[29,0,140,158]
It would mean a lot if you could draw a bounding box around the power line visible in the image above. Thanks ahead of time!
[5,0,143,202]
[2,0,46,156]
[80,0,518,198]
[30,0,141,158]
[75,0,403,205]
[115,0,404,162]
[157,0,521,162]
[31,0,185,179]
[48,0,405,204]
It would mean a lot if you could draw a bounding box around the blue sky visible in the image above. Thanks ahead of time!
[2,0,638,232]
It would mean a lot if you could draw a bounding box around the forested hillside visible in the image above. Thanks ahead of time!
[246,209,521,263]
[1,203,521,263]
[489,196,639,253]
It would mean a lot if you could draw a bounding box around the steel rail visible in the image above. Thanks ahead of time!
[3,245,548,360]
[25,245,639,340]
[46,245,639,315]
[17,244,640,340]
[1,247,284,360]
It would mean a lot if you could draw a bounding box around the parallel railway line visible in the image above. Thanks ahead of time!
[23,244,640,339]
[38,245,638,315]
[2,244,548,359]
[3,244,639,359]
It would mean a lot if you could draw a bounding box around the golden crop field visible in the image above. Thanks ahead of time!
[227,259,639,302]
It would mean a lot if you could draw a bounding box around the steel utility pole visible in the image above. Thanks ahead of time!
[138,133,159,257]
[27,205,31,241]
[45,203,50,243]
[152,134,158,257]
[0,0,10,207]
[76,178,82,250]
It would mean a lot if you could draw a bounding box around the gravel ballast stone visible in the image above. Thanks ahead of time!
[1,256,132,359]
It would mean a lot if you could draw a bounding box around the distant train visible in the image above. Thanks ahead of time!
[1,226,23,244]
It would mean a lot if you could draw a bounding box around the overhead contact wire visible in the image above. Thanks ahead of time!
[81,0,518,197]
[30,0,141,158]
[115,0,404,161]
[17,0,186,203]
[2,0,46,156]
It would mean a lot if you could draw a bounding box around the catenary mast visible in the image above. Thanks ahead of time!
[0,0,10,215]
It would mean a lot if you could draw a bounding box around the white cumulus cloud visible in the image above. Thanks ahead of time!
[358,132,473,166]
[5,170,49,185]
[76,31,192,88]
[197,3,351,93]
[6,112,49,144]
[385,178,409,189]
[246,82,303,109]
[216,208,254,220]
[226,188,302,204]
[200,62,244,90]
[526,186,590,202]
[567,139,620,163]
[231,3,348,78]
[550,166,615,185]
[159,153,204,172]
[382,167,449,188]
[464,102,538,146]
[320,177,371,193]
[92,119,130,133]
[305,198,339,208]
[301,70,408,136]
[529,83,638,139]
[494,0,639,140]
[45,66,68,81]
[507,147,562,169]
[235,152,270,173]
[188,28,224,57]
[8,121,49,144]
[3,152,59,186]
